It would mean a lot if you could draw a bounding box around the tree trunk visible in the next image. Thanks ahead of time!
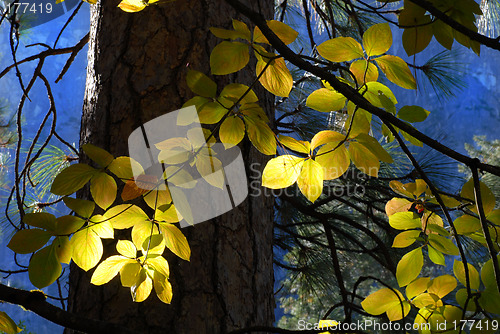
[66,0,274,333]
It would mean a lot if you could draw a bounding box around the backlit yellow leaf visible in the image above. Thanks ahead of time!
[406,277,430,299]
[51,164,97,196]
[348,141,379,177]
[153,272,173,304]
[375,55,416,90]
[396,247,423,287]
[0,311,21,334]
[131,269,152,302]
[278,135,310,154]
[350,60,379,84]
[315,143,349,180]
[82,144,114,168]
[219,116,245,148]
[256,57,293,97]
[104,204,148,229]
[91,255,133,285]
[361,288,405,315]
[297,159,324,203]
[90,172,117,210]
[354,133,393,163]
[427,275,457,298]
[160,223,190,261]
[363,23,392,57]
[253,20,298,45]
[53,236,72,264]
[71,228,103,271]
[453,260,480,290]
[262,155,304,189]
[306,88,346,113]
[117,0,146,12]
[28,245,61,288]
[310,130,345,150]
[245,117,276,155]
[317,37,364,62]
[392,230,420,248]
[186,69,217,98]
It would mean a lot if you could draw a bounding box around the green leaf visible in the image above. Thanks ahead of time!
[54,215,85,235]
[402,19,433,56]
[354,133,393,163]
[361,288,405,315]
[8,229,51,254]
[53,236,72,264]
[350,59,379,84]
[454,215,481,234]
[315,143,350,180]
[82,144,114,168]
[104,204,148,229]
[28,245,62,288]
[159,223,190,261]
[279,135,310,154]
[63,197,95,219]
[262,155,304,189]
[317,37,364,62]
[297,159,324,203]
[363,82,397,108]
[428,275,457,298]
[210,41,249,75]
[71,228,103,271]
[90,172,117,210]
[428,234,459,255]
[23,212,57,231]
[453,260,480,290]
[389,212,422,230]
[0,312,21,334]
[51,164,97,196]
[108,156,143,180]
[432,20,454,50]
[428,245,445,265]
[363,23,392,56]
[219,116,245,148]
[186,69,217,98]
[256,57,293,97]
[253,20,298,45]
[245,117,277,155]
[306,88,346,113]
[197,102,227,125]
[91,255,134,285]
[481,255,500,289]
[396,247,423,287]
[348,142,379,177]
[392,230,420,248]
[397,105,430,123]
[375,55,416,89]
[461,178,496,215]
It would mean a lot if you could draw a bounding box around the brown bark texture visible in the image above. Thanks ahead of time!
[65,0,275,333]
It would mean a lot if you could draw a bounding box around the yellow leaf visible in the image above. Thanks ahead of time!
[350,60,379,84]
[361,288,405,315]
[131,221,159,252]
[363,82,398,108]
[90,172,117,210]
[0,312,21,334]
[53,236,72,264]
[310,130,345,150]
[63,197,95,219]
[104,204,148,229]
[453,260,480,290]
[392,230,420,248]
[8,229,51,254]
[256,57,293,97]
[385,198,413,216]
[363,23,392,57]
[108,156,143,180]
[454,215,481,234]
[91,255,133,285]
[51,164,97,196]
[306,88,346,113]
[195,154,225,189]
[428,245,445,265]
[143,189,172,210]
[427,275,457,298]
[219,83,258,105]
[28,245,61,288]
[396,247,423,287]
[262,155,304,189]
[389,211,422,230]
[232,19,251,40]
[82,144,114,168]
[386,300,411,321]
[117,0,147,12]
[219,116,245,148]
[406,277,430,299]
[315,143,349,180]
[117,240,137,258]
[146,255,170,278]
[354,133,393,163]
[428,234,459,255]
[155,204,181,223]
[120,262,142,287]
[142,234,166,257]
[317,37,364,62]
[159,223,190,261]
[197,102,228,125]
[186,69,217,98]
[71,228,103,271]
[210,41,249,75]
[253,20,298,45]
[278,135,310,154]
[389,180,414,198]
[348,142,380,177]
[375,55,416,90]
[461,178,496,215]
[210,27,248,40]
[131,269,153,302]
[297,159,324,203]
[245,117,277,155]
[153,272,173,304]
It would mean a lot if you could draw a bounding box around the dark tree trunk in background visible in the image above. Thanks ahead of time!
[66,0,274,332]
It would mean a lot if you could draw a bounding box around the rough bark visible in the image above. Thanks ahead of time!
[66,0,274,333]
